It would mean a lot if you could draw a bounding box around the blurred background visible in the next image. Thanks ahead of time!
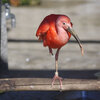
[4,0,100,71]
[1,0,100,100]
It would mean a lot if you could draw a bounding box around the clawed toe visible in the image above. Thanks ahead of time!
[51,75,63,89]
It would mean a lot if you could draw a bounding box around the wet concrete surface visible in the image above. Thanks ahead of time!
[8,43,100,70]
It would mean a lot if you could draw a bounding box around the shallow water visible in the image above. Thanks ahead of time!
[0,91,100,100]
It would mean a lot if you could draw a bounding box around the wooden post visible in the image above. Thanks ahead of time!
[0,3,8,78]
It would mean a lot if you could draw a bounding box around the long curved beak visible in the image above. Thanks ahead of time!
[67,27,84,56]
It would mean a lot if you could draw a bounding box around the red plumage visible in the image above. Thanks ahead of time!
[36,14,72,49]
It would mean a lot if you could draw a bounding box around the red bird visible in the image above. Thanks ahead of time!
[36,14,84,89]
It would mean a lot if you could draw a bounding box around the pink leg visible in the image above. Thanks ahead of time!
[51,48,63,89]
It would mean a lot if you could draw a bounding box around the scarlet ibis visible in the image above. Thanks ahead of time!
[36,14,84,89]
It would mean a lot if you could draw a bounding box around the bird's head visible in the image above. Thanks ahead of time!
[56,15,84,55]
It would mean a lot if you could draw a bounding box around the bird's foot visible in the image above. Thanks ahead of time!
[51,73,63,89]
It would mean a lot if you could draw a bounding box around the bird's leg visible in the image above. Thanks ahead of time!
[49,47,53,55]
[52,48,63,89]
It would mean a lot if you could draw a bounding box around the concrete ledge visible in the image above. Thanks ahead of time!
[0,78,100,91]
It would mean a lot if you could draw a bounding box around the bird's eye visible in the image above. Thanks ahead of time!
[63,22,66,25]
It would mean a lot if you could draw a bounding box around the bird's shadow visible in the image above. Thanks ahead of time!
[0,69,99,79]
[0,54,99,79]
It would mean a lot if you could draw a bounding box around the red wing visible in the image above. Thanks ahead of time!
[36,19,49,40]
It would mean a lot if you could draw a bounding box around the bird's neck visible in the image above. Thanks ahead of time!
[57,26,69,42]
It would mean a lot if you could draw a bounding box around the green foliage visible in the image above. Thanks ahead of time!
[20,0,40,6]
[0,90,5,94]
[2,0,40,6]
[2,0,10,4]
[20,0,29,5]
